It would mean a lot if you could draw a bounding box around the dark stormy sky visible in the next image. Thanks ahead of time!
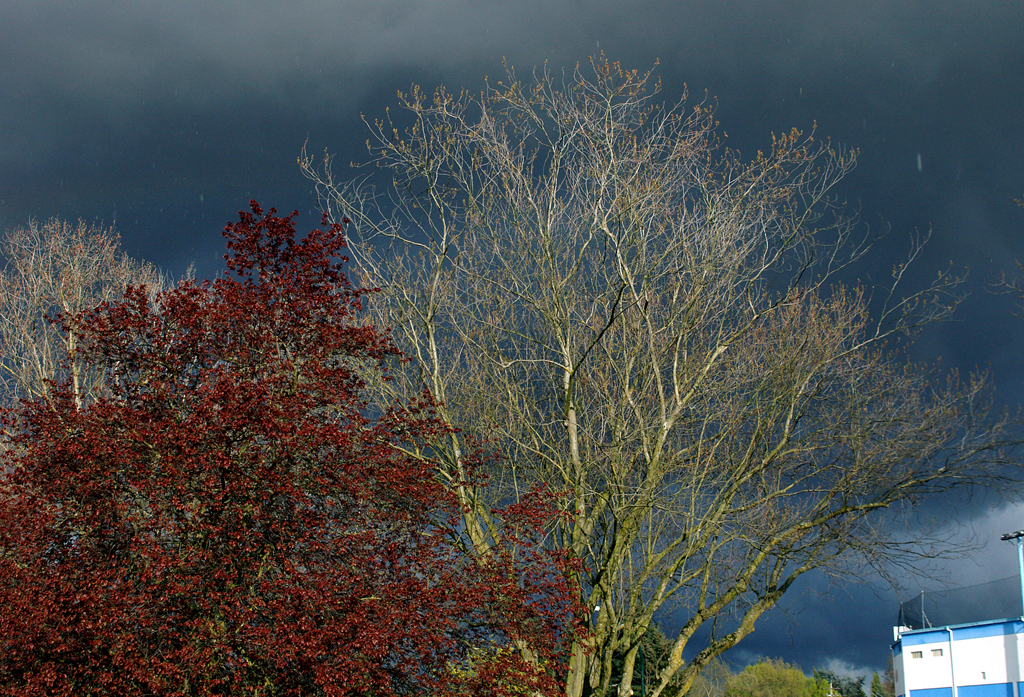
[3,0,1024,680]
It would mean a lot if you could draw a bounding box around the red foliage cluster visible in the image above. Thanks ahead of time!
[0,203,576,696]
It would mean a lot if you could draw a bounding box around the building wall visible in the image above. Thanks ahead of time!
[894,620,1024,697]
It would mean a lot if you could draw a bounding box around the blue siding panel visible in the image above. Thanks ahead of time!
[959,684,1014,697]
[953,621,1024,641]
[902,631,950,646]
[910,689,953,697]
[900,619,1024,646]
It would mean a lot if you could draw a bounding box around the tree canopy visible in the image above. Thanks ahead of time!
[0,203,575,696]
[303,58,1016,697]
[726,659,824,697]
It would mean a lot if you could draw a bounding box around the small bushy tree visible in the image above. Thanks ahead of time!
[725,659,818,697]
[0,218,167,410]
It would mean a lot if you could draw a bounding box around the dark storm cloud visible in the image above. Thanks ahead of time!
[4,1,1021,110]
[5,0,1021,217]
[4,0,1020,210]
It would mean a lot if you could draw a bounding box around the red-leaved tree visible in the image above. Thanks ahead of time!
[0,202,577,696]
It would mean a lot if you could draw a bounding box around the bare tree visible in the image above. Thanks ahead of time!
[687,657,731,697]
[302,59,1014,697]
[0,218,168,410]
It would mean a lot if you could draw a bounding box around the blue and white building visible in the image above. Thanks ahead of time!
[893,618,1024,697]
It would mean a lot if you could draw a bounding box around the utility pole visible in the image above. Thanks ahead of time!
[1000,529,1024,617]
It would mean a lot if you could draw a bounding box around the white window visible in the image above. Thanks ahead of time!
[932,648,943,657]
[911,651,923,659]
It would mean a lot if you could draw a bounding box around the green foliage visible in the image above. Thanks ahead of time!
[870,673,884,697]
[871,670,895,697]
[810,677,832,697]
[725,659,817,697]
